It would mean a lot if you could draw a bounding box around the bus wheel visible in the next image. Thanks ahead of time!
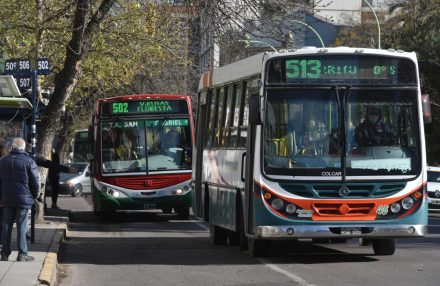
[372,238,396,255]
[209,223,228,245]
[161,208,172,214]
[176,207,189,219]
[247,237,269,257]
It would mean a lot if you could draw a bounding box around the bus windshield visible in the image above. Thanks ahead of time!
[101,118,192,174]
[263,88,421,177]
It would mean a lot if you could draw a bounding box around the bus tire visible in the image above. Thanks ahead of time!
[237,205,248,251]
[176,207,190,219]
[209,223,228,245]
[247,237,269,257]
[372,238,396,255]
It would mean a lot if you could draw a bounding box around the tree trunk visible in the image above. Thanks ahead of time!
[35,0,116,221]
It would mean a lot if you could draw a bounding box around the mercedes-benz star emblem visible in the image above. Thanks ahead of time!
[339,186,350,197]
[435,190,440,198]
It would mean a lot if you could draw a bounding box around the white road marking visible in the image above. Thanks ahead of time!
[257,258,315,286]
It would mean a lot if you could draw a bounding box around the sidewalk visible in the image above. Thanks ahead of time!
[0,219,66,286]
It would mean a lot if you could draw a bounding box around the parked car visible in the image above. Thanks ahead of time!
[46,162,91,197]
[427,166,440,211]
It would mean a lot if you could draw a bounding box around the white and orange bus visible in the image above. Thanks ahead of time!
[193,47,430,256]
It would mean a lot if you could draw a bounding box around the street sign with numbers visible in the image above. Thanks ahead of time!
[37,58,51,75]
[17,76,32,90]
[4,59,17,75]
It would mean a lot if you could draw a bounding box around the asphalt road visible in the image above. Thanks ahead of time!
[55,196,440,286]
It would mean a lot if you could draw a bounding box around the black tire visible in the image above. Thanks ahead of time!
[209,223,228,245]
[247,237,269,257]
[161,208,172,214]
[372,238,396,255]
[71,185,83,197]
[176,207,190,219]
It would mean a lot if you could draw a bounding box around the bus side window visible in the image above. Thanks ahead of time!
[238,81,250,148]
[229,83,242,149]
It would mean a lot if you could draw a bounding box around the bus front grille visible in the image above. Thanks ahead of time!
[115,174,191,190]
[280,183,405,198]
[313,202,375,216]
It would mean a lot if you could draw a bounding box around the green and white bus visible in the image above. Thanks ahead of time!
[192,47,430,256]
[90,94,194,218]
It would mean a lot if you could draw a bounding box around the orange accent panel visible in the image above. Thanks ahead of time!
[256,181,425,221]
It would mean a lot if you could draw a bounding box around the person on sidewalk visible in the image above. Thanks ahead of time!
[0,138,40,262]
[48,149,74,209]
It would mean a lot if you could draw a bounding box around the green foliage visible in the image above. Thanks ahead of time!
[1,0,189,136]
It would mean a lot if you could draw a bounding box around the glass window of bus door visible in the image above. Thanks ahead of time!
[101,120,147,174]
[230,82,242,149]
[206,89,217,148]
[221,85,234,148]
[146,118,192,171]
[214,87,225,148]
[346,89,421,176]
[223,85,236,148]
[263,89,341,176]
[238,81,250,148]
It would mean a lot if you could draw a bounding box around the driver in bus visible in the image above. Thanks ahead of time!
[353,106,394,147]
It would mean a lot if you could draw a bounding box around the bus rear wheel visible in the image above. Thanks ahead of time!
[247,237,269,257]
[372,238,396,255]
[209,223,228,245]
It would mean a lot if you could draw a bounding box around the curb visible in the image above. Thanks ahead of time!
[37,220,68,286]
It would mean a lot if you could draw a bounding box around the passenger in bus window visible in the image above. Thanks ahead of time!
[353,106,394,148]
[298,119,328,155]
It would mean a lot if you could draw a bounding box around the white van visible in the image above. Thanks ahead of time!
[427,166,440,211]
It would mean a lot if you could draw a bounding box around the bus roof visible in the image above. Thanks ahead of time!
[198,47,418,91]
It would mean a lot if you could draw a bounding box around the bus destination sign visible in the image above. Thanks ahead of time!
[267,55,417,85]
[102,99,188,116]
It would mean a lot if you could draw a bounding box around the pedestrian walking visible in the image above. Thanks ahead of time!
[0,138,40,262]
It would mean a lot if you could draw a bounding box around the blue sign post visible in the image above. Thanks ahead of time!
[4,57,51,244]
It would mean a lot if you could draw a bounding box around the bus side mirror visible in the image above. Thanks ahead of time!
[249,94,262,125]
[422,94,432,124]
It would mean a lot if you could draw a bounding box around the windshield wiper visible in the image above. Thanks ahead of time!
[333,85,352,182]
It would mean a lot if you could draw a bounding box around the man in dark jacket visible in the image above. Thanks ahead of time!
[0,138,40,262]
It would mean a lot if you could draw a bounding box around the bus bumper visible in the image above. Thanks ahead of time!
[94,190,192,212]
[254,224,427,239]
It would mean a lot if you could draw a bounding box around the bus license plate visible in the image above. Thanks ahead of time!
[144,204,156,209]
[341,227,362,236]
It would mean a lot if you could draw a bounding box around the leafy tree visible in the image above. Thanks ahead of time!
[1,0,189,220]
[383,0,440,164]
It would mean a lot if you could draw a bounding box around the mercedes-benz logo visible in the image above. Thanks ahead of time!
[339,186,350,197]
[435,190,440,198]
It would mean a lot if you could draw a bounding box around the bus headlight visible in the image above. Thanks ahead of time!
[402,197,414,210]
[285,204,297,214]
[271,198,284,210]
[390,203,401,213]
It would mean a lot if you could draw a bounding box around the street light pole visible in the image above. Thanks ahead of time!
[291,19,325,48]
[362,0,381,49]
[239,39,278,52]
